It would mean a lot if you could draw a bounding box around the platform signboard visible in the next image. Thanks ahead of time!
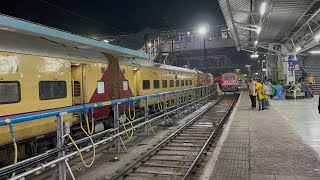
[288,55,299,70]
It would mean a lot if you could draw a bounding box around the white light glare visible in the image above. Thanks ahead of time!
[257,26,261,34]
[254,40,258,46]
[103,39,109,43]
[310,50,320,54]
[295,46,301,52]
[198,26,207,35]
[255,73,259,75]
[251,54,259,58]
[315,33,320,41]
[187,31,191,35]
[260,2,267,15]
[148,43,152,47]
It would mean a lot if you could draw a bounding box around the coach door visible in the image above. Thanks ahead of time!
[71,63,87,105]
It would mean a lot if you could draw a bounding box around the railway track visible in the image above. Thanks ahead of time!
[110,94,238,180]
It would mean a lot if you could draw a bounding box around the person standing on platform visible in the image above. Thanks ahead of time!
[247,77,257,109]
[301,79,310,98]
[263,82,270,109]
[318,95,320,114]
[308,73,316,98]
[301,68,308,81]
[256,79,267,111]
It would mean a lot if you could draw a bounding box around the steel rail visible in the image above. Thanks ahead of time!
[182,93,237,179]
[4,92,215,180]
[110,94,227,180]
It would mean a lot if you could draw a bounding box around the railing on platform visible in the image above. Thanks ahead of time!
[0,85,217,180]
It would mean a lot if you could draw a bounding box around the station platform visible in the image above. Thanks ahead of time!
[201,90,320,180]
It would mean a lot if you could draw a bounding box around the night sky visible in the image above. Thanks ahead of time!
[0,0,225,37]
[0,0,256,71]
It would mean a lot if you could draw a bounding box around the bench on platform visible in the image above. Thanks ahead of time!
[285,91,305,99]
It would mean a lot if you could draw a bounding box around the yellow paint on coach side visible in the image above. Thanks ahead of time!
[0,52,75,145]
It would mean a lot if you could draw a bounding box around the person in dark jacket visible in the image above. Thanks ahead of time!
[104,107,114,129]
[318,95,320,114]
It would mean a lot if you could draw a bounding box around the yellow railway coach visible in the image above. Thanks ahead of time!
[0,30,214,166]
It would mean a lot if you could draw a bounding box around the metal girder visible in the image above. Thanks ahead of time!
[172,54,235,72]
[219,0,320,56]
[225,0,242,51]
[231,8,256,16]
[283,10,320,53]
[257,44,285,55]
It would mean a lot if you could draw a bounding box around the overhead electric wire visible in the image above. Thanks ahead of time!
[38,0,119,32]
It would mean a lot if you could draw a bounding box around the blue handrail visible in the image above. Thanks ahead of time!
[0,86,209,126]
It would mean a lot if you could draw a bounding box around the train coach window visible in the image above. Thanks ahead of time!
[162,80,167,88]
[185,80,189,86]
[154,80,160,89]
[181,80,184,86]
[170,80,174,87]
[72,81,81,97]
[189,80,192,85]
[0,81,21,104]
[176,80,180,87]
[39,81,67,100]
[143,80,150,90]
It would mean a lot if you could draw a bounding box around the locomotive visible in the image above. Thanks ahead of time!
[221,72,239,92]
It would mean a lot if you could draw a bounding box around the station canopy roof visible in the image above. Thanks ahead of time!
[218,0,320,54]
[0,14,149,59]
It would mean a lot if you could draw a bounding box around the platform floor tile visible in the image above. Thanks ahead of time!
[209,90,320,180]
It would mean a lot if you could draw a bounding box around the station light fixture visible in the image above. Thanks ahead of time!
[315,34,320,41]
[148,43,152,47]
[309,50,320,54]
[257,26,261,34]
[255,72,259,75]
[260,2,267,15]
[187,31,191,35]
[198,26,207,35]
[250,52,259,58]
[295,46,301,52]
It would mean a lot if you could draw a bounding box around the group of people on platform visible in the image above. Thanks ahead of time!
[247,77,274,111]
[287,73,316,99]
[247,72,317,111]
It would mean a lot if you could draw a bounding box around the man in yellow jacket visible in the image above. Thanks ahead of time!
[256,79,267,111]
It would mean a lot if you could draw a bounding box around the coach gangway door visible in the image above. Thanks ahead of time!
[71,63,87,105]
